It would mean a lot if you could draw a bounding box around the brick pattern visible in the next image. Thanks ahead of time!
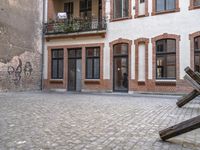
[151,0,180,16]
[189,0,200,10]
[189,31,200,70]
[134,0,149,18]
[110,0,132,22]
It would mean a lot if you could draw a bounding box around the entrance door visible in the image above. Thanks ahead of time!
[113,43,128,92]
[68,49,82,91]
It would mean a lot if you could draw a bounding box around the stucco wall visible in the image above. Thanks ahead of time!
[0,0,43,91]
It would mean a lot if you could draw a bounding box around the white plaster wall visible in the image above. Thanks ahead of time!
[105,0,200,80]
[138,43,145,81]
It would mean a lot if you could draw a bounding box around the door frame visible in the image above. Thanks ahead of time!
[113,55,129,92]
[67,48,82,91]
[109,38,132,93]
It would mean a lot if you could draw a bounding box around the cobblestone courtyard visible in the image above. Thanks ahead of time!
[0,92,200,150]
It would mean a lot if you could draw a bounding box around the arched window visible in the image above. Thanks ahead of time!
[156,39,176,79]
[194,36,200,72]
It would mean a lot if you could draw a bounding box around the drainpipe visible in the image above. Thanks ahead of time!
[41,0,46,90]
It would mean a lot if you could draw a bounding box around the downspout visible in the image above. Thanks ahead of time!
[41,0,46,90]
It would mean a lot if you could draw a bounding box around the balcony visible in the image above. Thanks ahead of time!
[45,0,106,40]
[45,17,106,35]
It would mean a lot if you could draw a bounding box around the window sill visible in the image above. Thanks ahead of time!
[134,13,149,19]
[151,8,180,16]
[84,79,100,84]
[155,80,176,86]
[189,5,200,10]
[110,16,132,22]
[49,79,63,83]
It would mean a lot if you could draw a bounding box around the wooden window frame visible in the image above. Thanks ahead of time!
[110,0,132,22]
[189,0,200,10]
[51,49,64,79]
[86,47,101,79]
[152,0,180,16]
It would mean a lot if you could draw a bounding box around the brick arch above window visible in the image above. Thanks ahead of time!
[151,33,181,80]
[152,0,180,16]
[189,0,200,10]
[110,0,132,22]
[189,31,200,69]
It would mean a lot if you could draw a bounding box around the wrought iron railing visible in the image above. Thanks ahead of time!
[44,17,107,35]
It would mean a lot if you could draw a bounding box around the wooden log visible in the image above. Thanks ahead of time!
[185,67,200,85]
[159,115,200,141]
[176,89,200,107]
[184,75,200,92]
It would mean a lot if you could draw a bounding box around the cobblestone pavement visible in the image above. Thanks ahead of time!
[0,92,200,150]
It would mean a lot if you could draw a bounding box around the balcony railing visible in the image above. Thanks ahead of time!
[44,17,107,35]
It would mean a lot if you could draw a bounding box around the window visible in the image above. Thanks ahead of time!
[156,39,176,79]
[64,2,73,20]
[113,0,129,19]
[140,0,145,3]
[86,47,100,79]
[80,0,92,19]
[194,36,200,72]
[51,49,64,79]
[194,0,200,6]
[156,0,176,12]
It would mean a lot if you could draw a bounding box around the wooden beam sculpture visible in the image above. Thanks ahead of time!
[159,67,200,141]
[176,67,200,107]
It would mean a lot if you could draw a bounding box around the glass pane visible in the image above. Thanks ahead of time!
[76,49,82,57]
[58,60,63,78]
[166,0,175,10]
[156,0,165,12]
[123,0,129,17]
[86,59,93,79]
[195,54,200,72]
[58,50,64,58]
[94,58,100,79]
[114,44,128,55]
[114,57,128,91]
[166,39,176,52]
[52,60,58,79]
[166,54,176,65]
[86,48,100,57]
[156,56,164,78]
[167,66,176,78]
[68,59,76,91]
[195,37,200,51]
[194,0,200,6]
[156,40,165,52]
[68,50,76,58]
[52,50,58,58]
[114,0,122,19]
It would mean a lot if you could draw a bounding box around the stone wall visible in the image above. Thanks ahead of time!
[0,0,43,91]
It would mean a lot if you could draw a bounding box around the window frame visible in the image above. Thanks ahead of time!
[152,0,180,16]
[156,39,176,80]
[85,47,100,79]
[194,36,200,72]
[189,0,200,10]
[51,49,64,79]
[110,0,132,22]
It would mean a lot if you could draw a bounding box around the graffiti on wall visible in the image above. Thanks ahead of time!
[24,62,33,77]
[7,58,22,85]
[7,58,33,85]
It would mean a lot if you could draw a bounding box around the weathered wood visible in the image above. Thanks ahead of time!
[176,89,200,107]
[159,115,200,141]
[185,67,200,85]
[184,75,200,92]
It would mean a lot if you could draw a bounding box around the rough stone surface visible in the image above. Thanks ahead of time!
[0,92,200,150]
[0,0,43,91]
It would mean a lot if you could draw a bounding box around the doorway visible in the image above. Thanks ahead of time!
[68,48,82,91]
[113,43,128,92]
